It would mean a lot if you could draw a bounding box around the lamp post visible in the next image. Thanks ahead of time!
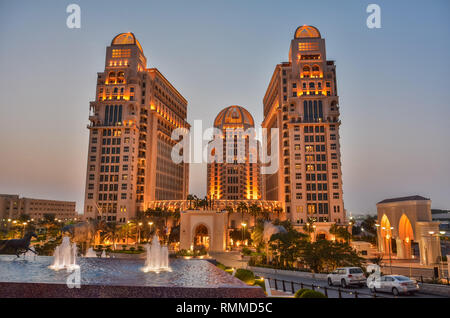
[148,221,153,241]
[241,222,247,243]
[126,221,130,245]
[137,222,143,244]
[375,223,381,253]
[312,224,316,242]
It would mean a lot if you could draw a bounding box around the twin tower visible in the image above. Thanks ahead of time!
[83,25,346,232]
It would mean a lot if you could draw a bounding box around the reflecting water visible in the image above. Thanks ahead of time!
[0,255,246,288]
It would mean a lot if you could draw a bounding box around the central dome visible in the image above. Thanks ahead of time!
[294,25,321,39]
[214,105,254,129]
[111,32,143,52]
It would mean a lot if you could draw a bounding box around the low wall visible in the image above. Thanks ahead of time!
[0,282,265,298]
[249,266,328,280]
[419,283,450,297]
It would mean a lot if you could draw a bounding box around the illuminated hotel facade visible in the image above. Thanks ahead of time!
[207,106,262,202]
[84,33,190,223]
[262,26,346,233]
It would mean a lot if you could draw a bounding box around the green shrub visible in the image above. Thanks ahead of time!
[216,262,227,271]
[129,247,135,251]
[234,268,255,284]
[122,245,127,250]
[253,278,266,292]
[294,288,310,298]
[298,290,327,298]
[241,247,252,256]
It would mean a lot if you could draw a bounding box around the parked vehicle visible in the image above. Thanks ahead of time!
[367,275,419,296]
[327,267,366,288]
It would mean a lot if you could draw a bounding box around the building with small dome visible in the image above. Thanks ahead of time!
[207,105,262,203]
[83,33,190,223]
[262,25,346,236]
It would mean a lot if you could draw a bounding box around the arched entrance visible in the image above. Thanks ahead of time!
[398,214,414,259]
[194,224,210,250]
[380,214,393,255]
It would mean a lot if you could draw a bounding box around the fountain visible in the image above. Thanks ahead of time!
[85,247,97,258]
[49,236,79,271]
[142,234,170,273]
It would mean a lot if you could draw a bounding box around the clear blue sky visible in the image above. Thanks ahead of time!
[0,0,449,215]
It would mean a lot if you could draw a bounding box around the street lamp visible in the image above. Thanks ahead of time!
[241,222,247,243]
[148,222,154,241]
[385,226,394,274]
[137,222,143,244]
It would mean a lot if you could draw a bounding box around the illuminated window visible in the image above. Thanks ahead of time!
[112,49,131,58]
[298,42,319,51]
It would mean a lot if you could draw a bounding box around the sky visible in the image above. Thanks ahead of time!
[0,0,449,216]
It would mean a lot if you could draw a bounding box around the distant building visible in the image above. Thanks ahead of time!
[0,194,78,221]
[83,33,190,223]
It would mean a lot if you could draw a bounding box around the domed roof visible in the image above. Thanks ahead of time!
[214,105,255,129]
[294,25,321,39]
[111,32,143,52]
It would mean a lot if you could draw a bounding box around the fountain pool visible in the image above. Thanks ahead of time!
[0,255,264,298]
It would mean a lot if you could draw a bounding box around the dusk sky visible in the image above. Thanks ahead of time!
[0,0,449,216]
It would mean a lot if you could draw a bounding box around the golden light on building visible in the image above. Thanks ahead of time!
[262,25,345,229]
[84,32,190,223]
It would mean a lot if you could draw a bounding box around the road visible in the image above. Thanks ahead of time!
[252,269,444,298]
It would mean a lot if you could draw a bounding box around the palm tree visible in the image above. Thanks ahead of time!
[102,222,120,250]
[330,224,352,243]
[248,203,262,227]
[187,194,195,210]
[274,206,283,220]
[237,202,248,226]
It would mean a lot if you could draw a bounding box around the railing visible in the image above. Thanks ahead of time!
[265,277,386,298]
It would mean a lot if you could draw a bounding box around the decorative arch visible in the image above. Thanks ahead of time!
[380,214,393,255]
[398,214,414,258]
[193,223,211,250]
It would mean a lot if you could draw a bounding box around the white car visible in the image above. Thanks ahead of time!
[367,275,419,296]
[327,267,366,288]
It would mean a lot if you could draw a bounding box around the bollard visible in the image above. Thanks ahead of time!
[338,288,342,298]
[274,279,278,290]
[300,282,304,289]
[291,281,295,293]
[311,284,315,291]
[324,287,328,297]
[282,280,286,292]
[355,291,358,298]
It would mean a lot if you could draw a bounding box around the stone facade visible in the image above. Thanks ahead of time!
[83,33,190,223]
[377,195,442,265]
[262,25,346,233]
[180,210,228,252]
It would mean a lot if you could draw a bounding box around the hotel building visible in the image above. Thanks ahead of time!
[207,105,262,202]
[262,26,346,234]
[84,33,190,223]
[0,194,78,221]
